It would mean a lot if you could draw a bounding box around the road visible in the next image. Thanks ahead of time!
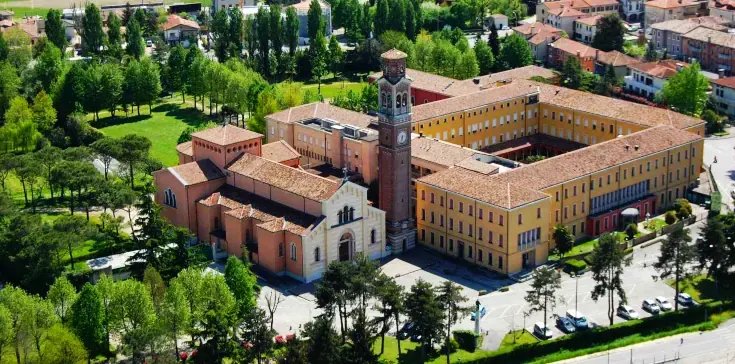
[704,135,735,211]
[557,319,735,364]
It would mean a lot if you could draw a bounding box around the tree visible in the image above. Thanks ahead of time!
[674,198,693,219]
[405,278,444,362]
[303,314,342,364]
[488,24,500,58]
[24,295,58,359]
[373,273,404,357]
[308,0,325,39]
[697,218,730,300]
[270,4,283,62]
[589,233,632,325]
[644,40,658,62]
[456,50,480,79]
[255,7,271,77]
[46,9,66,52]
[47,276,77,324]
[285,7,300,56]
[125,17,145,60]
[499,33,533,71]
[562,56,583,89]
[117,134,151,189]
[224,255,258,319]
[661,62,709,117]
[240,308,276,364]
[107,12,123,58]
[0,62,20,119]
[13,154,43,210]
[552,224,574,259]
[90,138,120,180]
[160,280,190,361]
[42,325,88,364]
[654,226,696,311]
[81,3,105,56]
[328,36,344,79]
[591,13,625,52]
[524,266,561,338]
[315,260,352,341]
[0,32,6,61]
[143,266,167,314]
[388,0,406,33]
[53,214,94,269]
[4,29,32,70]
[168,45,188,102]
[277,333,308,364]
[264,289,284,331]
[0,305,14,364]
[98,63,124,118]
[474,41,494,75]
[310,30,329,94]
[436,281,469,364]
[229,7,245,60]
[0,285,33,363]
[70,283,106,359]
[31,91,56,135]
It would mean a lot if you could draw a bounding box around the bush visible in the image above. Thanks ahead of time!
[453,330,482,352]
[442,338,460,353]
[499,286,510,292]
[625,223,638,240]
[479,289,488,296]
[565,259,587,273]
[665,211,678,225]
[674,198,693,219]
[623,247,633,255]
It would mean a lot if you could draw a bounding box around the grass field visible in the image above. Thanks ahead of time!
[94,102,210,167]
[499,330,539,349]
[668,274,733,304]
[300,79,367,100]
[643,218,667,232]
[374,336,491,364]
[1,6,50,17]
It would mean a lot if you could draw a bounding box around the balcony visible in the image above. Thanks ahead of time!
[518,239,541,252]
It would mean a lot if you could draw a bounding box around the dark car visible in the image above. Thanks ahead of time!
[397,322,414,339]
[556,316,576,334]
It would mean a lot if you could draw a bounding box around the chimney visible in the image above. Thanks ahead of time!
[719,68,726,78]
[676,62,683,71]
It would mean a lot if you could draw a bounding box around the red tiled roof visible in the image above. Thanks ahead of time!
[646,0,697,9]
[262,140,301,163]
[267,102,377,129]
[596,50,640,67]
[162,14,200,31]
[513,22,563,38]
[176,141,193,157]
[711,76,735,88]
[550,38,598,58]
[575,15,602,26]
[166,159,225,186]
[382,48,408,60]
[629,59,686,78]
[192,124,263,146]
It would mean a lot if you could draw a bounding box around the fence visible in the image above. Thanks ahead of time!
[631,213,703,247]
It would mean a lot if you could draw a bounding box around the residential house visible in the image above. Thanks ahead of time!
[545,5,588,36]
[538,0,620,34]
[621,0,646,22]
[513,22,564,63]
[625,60,687,98]
[711,76,735,117]
[488,14,509,29]
[214,0,257,9]
[289,0,332,38]
[574,15,601,43]
[595,50,640,78]
[645,0,709,26]
[710,0,735,22]
[651,17,729,59]
[549,38,599,71]
[681,26,735,73]
[162,14,200,47]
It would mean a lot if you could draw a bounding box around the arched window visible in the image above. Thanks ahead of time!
[396,94,401,108]
[164,189,176,208]
[278,243,284,257]
[403,93,408,107]
[370,229,376,245]
[290,243,297,261]
[314,247,320,262]
[338,210,344,224]
[381,92,386,107]
[349,207,355,221]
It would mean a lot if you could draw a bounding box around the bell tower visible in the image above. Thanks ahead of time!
[377,49,415,254]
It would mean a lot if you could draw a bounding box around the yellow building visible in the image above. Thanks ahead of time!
[416,125,703,274]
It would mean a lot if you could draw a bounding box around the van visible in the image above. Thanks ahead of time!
[565,310,588,329]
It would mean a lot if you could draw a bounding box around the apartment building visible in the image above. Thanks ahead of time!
[549,38,599,71]
[416,125,703,274]
[710,0,735,21]
[574,15,601,43]
[681,26,735,73]
[595,50,640,77]
[711,76,735,117]
[625,60,687,98]
[645,0,709,26]
[651,17,728,59]
[538,0,620,29]
[513,22,565,62]
[621,0,646,22]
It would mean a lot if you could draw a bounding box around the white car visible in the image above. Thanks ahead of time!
[533,322,553,339]
[501,25,510,30]
[617,305,640,320]
[642,299,661,314]
[656,296,673,311]
[677,293,694,306]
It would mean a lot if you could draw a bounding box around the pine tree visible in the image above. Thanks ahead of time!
[488,23,500,58]
[589,233,632,325]
[654,226,697,311]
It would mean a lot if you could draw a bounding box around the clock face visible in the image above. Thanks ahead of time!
[397,131,407,145]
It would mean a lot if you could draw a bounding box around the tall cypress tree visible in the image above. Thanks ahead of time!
[285,7,300,56]
[488,23,500,58]
[46,9,66,51]
[81,3,105,56]
[256,6,271,78]
[374,0,389,36]
[307,0,324,39]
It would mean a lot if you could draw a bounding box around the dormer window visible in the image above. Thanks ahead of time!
[163,188,177,208]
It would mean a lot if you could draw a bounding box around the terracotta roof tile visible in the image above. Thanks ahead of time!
[646,0,697,9]
[550,38,598,58]
[267,102,377,128]
[262,140,301,163]
[382,48,408,60]
[192,124,263,146]
[683,26,735,48]
[202,185,320,235]
[419,126,701,209]
[227,153,338,201]
[529,29,563,44]
[513,22,563,37]
[575,15,602,26]
[596,50,640,67]
[167,159,225,186]
[411,136,477,167]
[712,76,735,88]
[651,17,728,33]
[162,14,200,31]
[176,141,193,157]
[629,59,686,78]
[290,0,330,10]
[552,6,585,16]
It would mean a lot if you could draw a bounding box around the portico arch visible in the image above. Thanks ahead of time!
[338,231,355,261]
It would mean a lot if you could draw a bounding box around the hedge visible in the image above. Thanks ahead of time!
[565,259,587,273]
[463,301,733,363]
[453,330,483,352]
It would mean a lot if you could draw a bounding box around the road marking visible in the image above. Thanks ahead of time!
[515,303,527,315]
[628,284,636,297]
[500,305,513,317]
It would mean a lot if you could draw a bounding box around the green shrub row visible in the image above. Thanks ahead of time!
[453,330,483,352]
[565,259,587,273]
[464,302,733,364]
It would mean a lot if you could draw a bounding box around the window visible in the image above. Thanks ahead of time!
[163,188,177,208]
[469,205,474,216]
[499,234,504,247]
[278,243,284,257]
[499,256,504,270]
[459,202,464,213]
[499,215,504,226]
[489,211,494,223]
[518,214,523,224]
[430,193,435,203]
[478,249,483,262]
[421,209,425,221]
[479,208,484,219]
[459,221,464,233]
[449,199,454,210]
[479,228,483,240]
[370,229,376,245]
[314,247,320,262]
[537,208,541,218]
[290,243,297,261]
[440,196,444,206]
[421,190,425,200]
[449,218,454,230]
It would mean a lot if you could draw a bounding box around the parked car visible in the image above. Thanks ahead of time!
[556,316,576,333]
[410,332,422,342]
[146,39,153,47]
[533,322,553,339]
[471,304,487,321]
[501,25,510,30]
[617,305,640,320]
[656,296,673,311]
[642,299,661,314]
[677,293,694,306]
[565,310,588,330]
[397,322,414,339]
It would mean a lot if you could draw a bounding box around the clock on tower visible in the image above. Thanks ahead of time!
[377,49,416,254]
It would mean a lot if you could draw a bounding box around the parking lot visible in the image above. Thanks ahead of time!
[255,221,705,350]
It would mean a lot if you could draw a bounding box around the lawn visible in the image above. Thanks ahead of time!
[643,218,667,232]
[3,6,51,17]
[374,336,490,364]
[301,79,367,100]
[499,330,539,349]
[668,274,733,304]
[713,131,729,137]
[94,102,210,167]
